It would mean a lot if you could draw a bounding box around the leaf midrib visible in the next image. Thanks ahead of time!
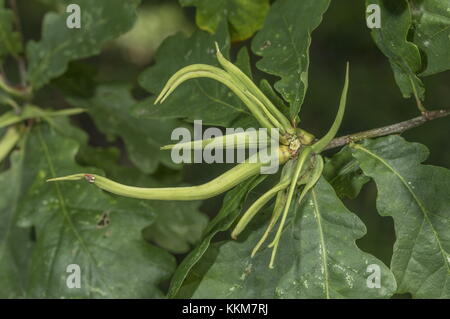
[311,188,331,299]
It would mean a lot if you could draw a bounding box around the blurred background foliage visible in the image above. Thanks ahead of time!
[7,0,449,297]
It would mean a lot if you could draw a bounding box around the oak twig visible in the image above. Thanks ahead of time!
[325,109,450,150]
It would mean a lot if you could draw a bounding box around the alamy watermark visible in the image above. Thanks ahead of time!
[66,4,81,29]
[66,264,81,289]
[169,121,281,174]
[366,4,381,29]
[366,264,381,288]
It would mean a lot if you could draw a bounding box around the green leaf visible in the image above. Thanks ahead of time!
[6,124,176,298]
[367,0,425,101]
[0,146,34,298]
[168,175,265,298]
[0,5,22,61]
[135,23,255,128]
[142,201,208,255]
[251,0,331,119]
[351,135,450,298]
[178,178,396,298]
[76,145,209,255]
[410,0,450,75]
[323,146,370,199]
[180,0,270,42]
[67,83,184,174]
[52,61,97,98]
[26,0,140,89]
